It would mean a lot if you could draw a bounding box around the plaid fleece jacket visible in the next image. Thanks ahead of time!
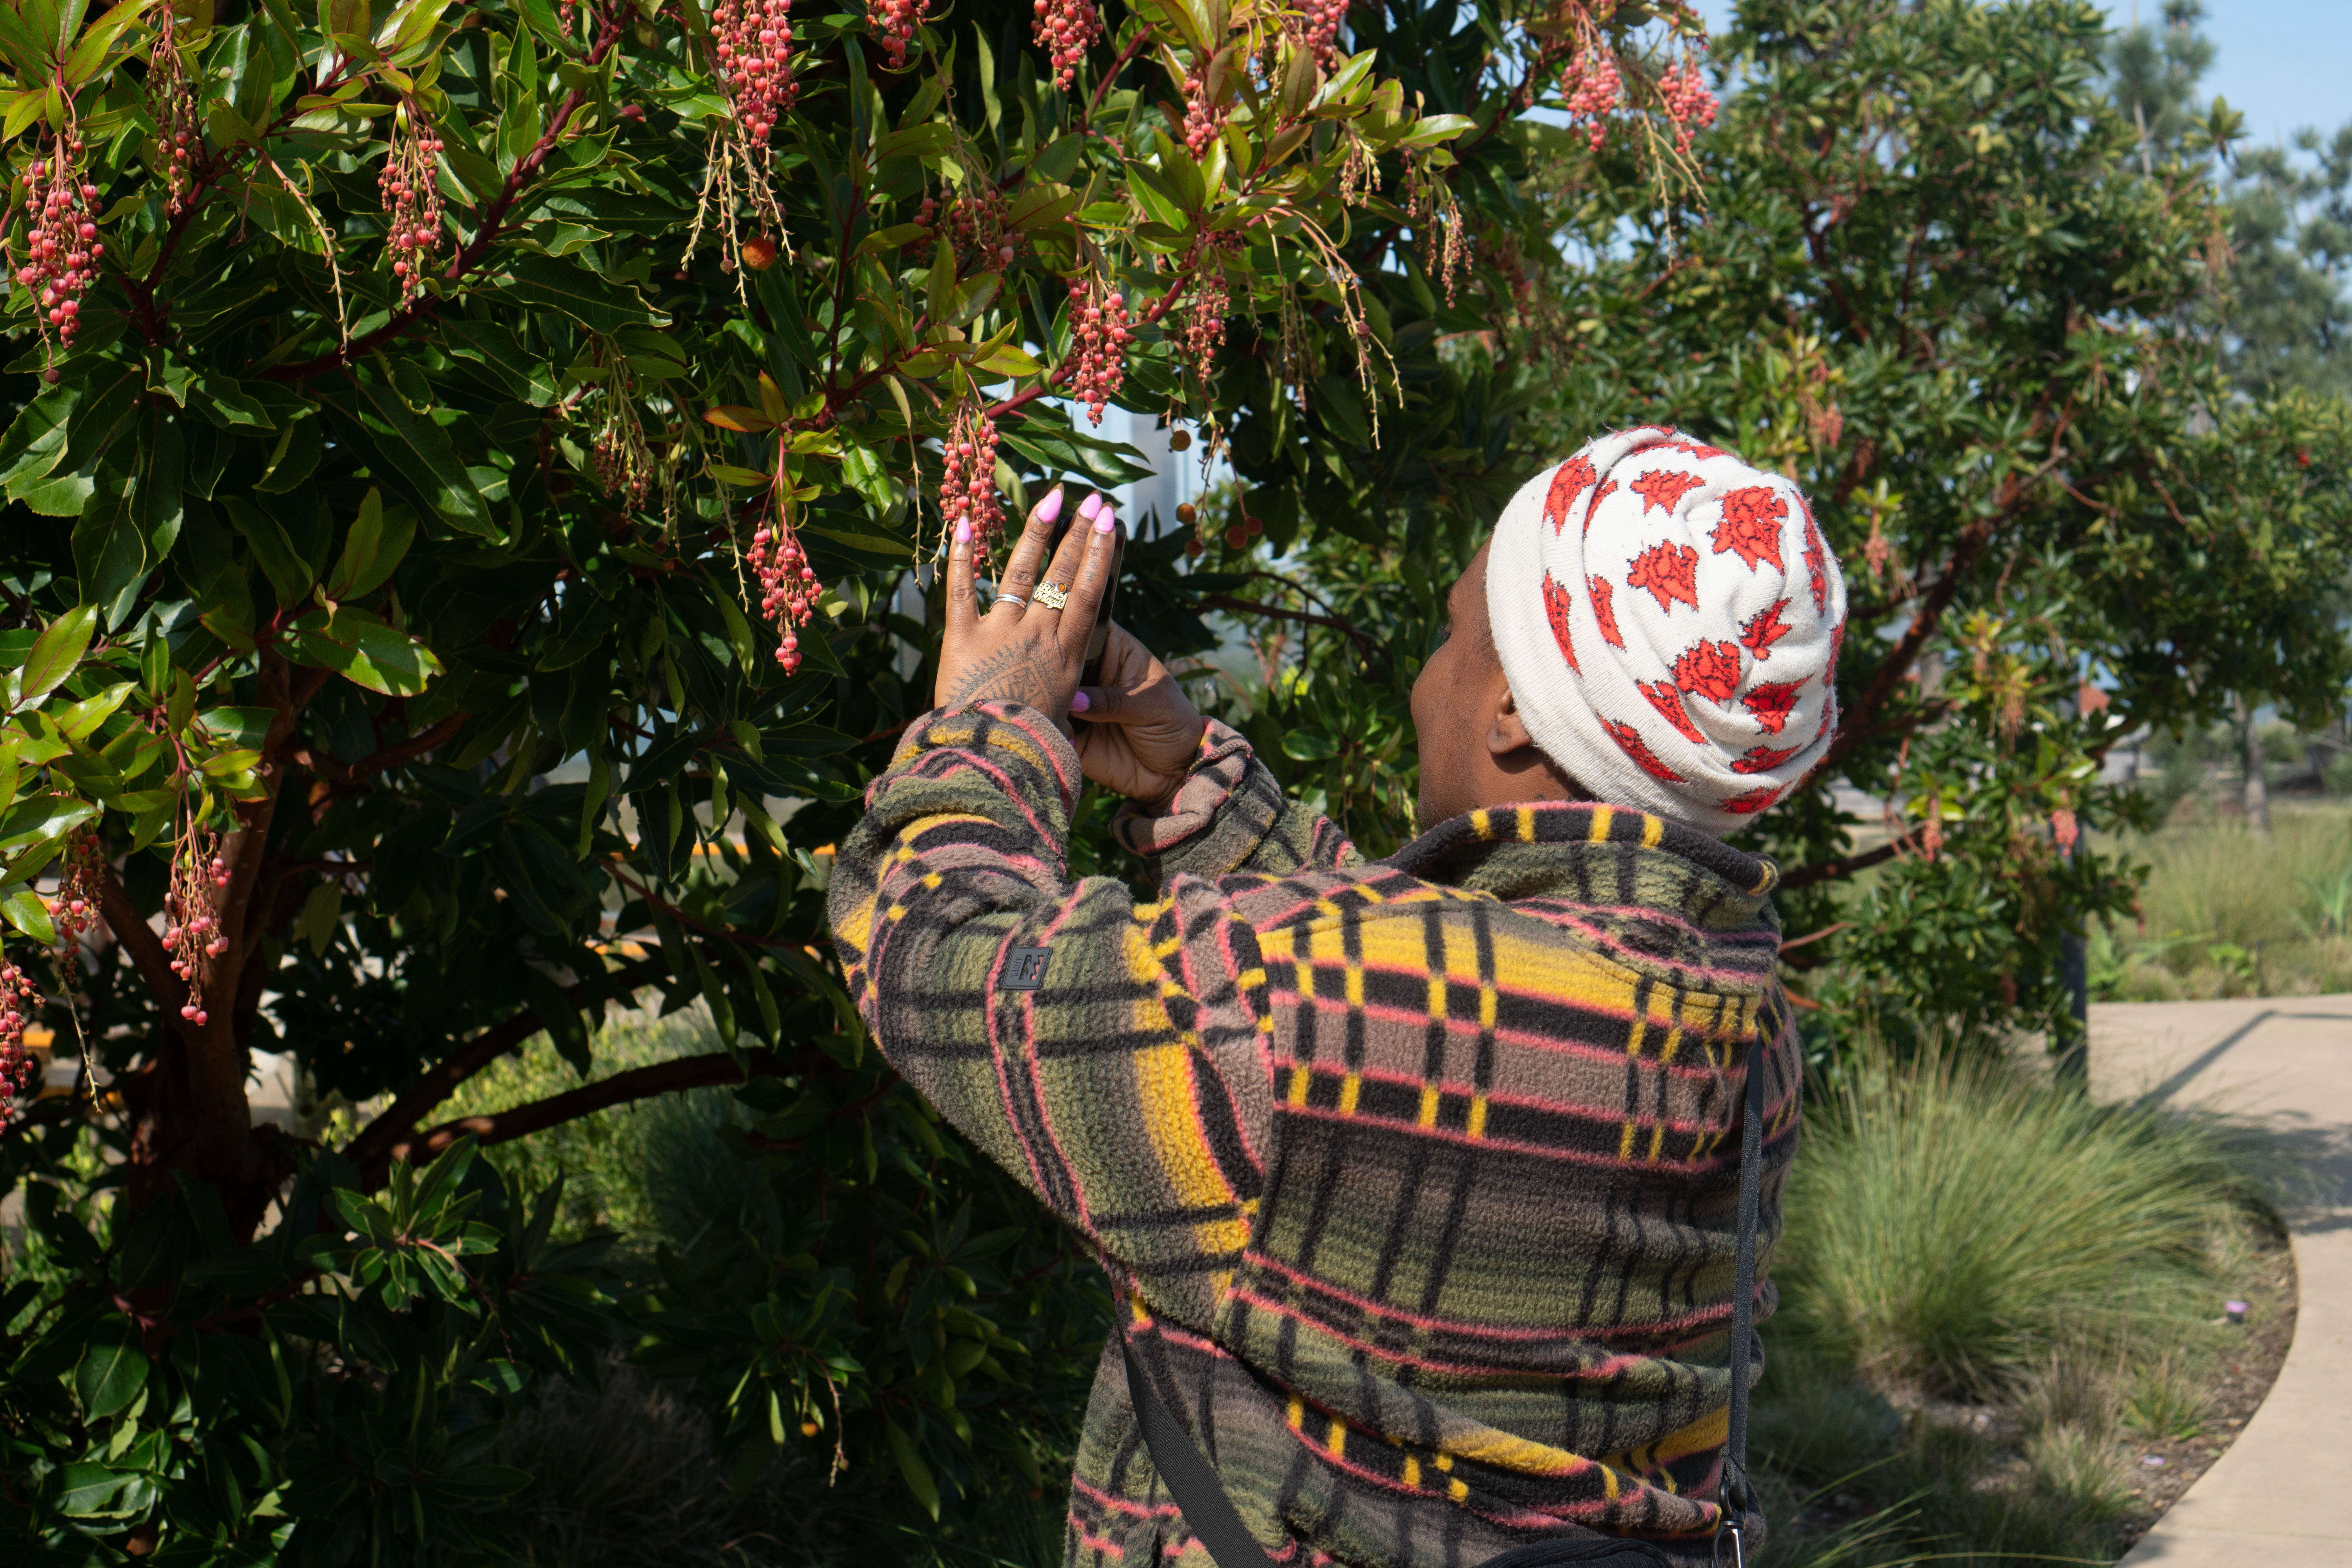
[829,704,1802,1567]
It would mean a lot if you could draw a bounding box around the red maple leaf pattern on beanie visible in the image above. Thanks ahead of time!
[1666,438,1726,460]
[1582,479,1618,535]
[1603,719,1687,782]
[1638,679,1704,742]
[1720,785,1784,815]
[1731,744,1797,773]
[1544,456,1597,533]
[1671,640,1743,705]
[1630,467,1706,516]
[1800,497,1830,613]
[1740,599,1792,662]
[1542,573,1578,673]
[1743,679,1803,734]
[1588,574,1624,648]
[1627,542,1700,612]
[1713,487,1789,571]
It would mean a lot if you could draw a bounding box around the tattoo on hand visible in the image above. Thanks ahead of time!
[947,644,1062,710]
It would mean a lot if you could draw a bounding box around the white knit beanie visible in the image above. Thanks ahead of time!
[1485,426,1848,834]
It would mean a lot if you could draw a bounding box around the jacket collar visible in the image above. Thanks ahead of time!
[1385,802,1783,971]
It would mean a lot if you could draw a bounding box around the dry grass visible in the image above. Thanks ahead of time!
[2098,802,2352,1000]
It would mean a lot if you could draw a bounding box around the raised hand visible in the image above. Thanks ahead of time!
[1071,623,1208,809]
[934,484,1120,728]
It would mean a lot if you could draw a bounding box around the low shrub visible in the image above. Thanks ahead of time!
[1775,1048,2252,1398]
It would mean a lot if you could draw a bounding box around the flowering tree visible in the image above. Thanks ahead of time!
[0,0,1719,1554]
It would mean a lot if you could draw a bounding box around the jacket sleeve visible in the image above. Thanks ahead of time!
[1110,718,1361,884]
[826,703,1276,1325]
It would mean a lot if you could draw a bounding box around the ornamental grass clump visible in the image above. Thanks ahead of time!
[1775,1047,2256,1399]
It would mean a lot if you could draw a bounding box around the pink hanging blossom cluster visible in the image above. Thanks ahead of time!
[714,0,800,142]
[161,833,230,1028]
[48,831,102,951]
[147,9,201,216]
[1181,60,1230,157]
[919,185,1020,277]
[2051,806,2079,852]
[1067,274,1131,426]
[1657,60,1717,155]
[379,107,446,300]
[1179,231,1240,393]
[12,133,103,379]
[748,506,819,673]
[0,954,38,1133]
[869,0,929,69]
[939,401,1005,550]
[1297,0,1346,69]
[1032,0,1101,91]
[1558,47,1622,151]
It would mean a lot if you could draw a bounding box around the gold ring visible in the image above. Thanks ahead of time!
[1032,581,1071,611]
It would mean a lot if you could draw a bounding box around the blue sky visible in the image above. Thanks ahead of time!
[1685,0,2351,152]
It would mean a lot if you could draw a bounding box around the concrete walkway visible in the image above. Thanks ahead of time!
[2090,996,2352,1567]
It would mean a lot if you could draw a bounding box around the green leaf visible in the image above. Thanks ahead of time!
[885,1421,941,1519]
[54,681,133,741]
[0,380,80,490]
[350,374,496,537]
[51,1460,136,1518]
[75,1324,149,1419]
[71,476,146,622]
[289,607,444,695]
[254,414,324,494]
[294,878,342,956]
[0,884,55,944]
[996,422,1157,487]
[221,496,316,608]
[498,252,667,334]
[325,488,415,601]
[19,604,98,708]
[1396,112,1478,147]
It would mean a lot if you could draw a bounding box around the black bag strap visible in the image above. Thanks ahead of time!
[1119,1033,1774,1568]
[1715,1025,1770,1557]
[1120,1331,1280,1568]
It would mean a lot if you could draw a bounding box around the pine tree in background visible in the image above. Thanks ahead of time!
[2111,0,2352,398]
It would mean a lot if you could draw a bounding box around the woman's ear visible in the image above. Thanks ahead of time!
[1486,685,1536,757]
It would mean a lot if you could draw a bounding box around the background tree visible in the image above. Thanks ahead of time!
[0,0,1721,1558]
[2105,0,2352,819]
[1195,0,2352,1051]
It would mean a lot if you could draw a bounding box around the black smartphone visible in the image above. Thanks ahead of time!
[1047,495,1125,690]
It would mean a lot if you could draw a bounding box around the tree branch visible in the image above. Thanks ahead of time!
[1200,593,1382,664]
[348,711,473,784]
[344,954,667,1173]
[1781,827,1924,890]
[1821,517,1993,773]
[376,1049,789,1175]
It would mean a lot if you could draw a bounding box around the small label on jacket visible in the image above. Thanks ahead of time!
[1000,946,1051,991]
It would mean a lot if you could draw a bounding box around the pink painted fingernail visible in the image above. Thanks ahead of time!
[954,518,972,544]
[1038,485,1064,523]
[1070,691,1091,713]
[1095,505,1117,534]
[1078,491,1103,521]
